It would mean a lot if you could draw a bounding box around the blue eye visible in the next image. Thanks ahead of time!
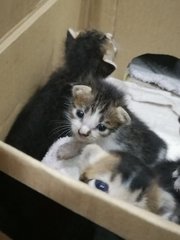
[76,109,84,118]
[95,179,109,192]
[97,123,107,132]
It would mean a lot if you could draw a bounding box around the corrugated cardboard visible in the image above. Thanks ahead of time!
[0,0,41,38]
[87,0,180,78]
[0,0,82,139]
[0,0,180,239]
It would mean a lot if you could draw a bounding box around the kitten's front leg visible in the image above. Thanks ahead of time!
[57,140,84,160]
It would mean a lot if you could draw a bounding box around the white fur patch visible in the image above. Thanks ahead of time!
[174,177,180,192]
[97,133,127,152]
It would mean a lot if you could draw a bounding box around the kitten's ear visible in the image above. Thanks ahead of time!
[100,34,117,77]
[72,85,92,105]
[100,59,117,77]
[66,29,80,50]
[67,28,79,40]
[72,85,92,97]
[116,107,131,125]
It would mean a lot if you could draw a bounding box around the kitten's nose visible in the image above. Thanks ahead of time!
[78,128,90,137]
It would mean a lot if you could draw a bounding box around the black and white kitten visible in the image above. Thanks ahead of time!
[58,80,167,166]
[5,29,116,160]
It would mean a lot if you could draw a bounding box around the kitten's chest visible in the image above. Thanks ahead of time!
[97,134,127,152]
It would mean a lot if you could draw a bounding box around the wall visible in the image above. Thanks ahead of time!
[0,0,41,38]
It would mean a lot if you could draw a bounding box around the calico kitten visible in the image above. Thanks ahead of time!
[79,144,180,223]
[58,80,167,166]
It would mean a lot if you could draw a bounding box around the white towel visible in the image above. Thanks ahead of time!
[42,136,81,179]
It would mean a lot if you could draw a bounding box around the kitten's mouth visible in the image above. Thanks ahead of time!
[76,134,92,143]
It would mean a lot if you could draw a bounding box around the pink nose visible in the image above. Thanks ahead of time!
[78,129,90,137]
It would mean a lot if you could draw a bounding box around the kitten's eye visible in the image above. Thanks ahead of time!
[97,123,107,132]
[95,179,109,192]
[76,109,84,118]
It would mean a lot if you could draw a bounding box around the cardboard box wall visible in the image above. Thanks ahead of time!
[0,0,180,239]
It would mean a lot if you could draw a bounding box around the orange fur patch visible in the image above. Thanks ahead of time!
[80,153,120,182]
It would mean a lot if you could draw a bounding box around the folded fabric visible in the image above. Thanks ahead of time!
[127,54,180,96]
[42,136,94,180]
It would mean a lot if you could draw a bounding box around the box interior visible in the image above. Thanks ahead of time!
[0,1,180,239]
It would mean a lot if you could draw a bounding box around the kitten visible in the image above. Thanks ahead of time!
[1,29,119,240]
[79,144,180,223]
[5,29,116,160]
[57,80,167,166]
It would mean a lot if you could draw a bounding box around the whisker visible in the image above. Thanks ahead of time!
[64,112,71,122]
[50,126,70,136]
[57,128,71,137]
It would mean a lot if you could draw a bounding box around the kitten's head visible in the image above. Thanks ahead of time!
[68,83,131,143]
[65,29,117,77]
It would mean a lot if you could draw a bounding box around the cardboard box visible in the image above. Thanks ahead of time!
[0,1,180,239]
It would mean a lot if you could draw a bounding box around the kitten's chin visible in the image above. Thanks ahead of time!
[75,135,94,143]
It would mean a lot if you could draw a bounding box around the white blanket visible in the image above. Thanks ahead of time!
[42,77,180,179]
[127,59,180,96]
